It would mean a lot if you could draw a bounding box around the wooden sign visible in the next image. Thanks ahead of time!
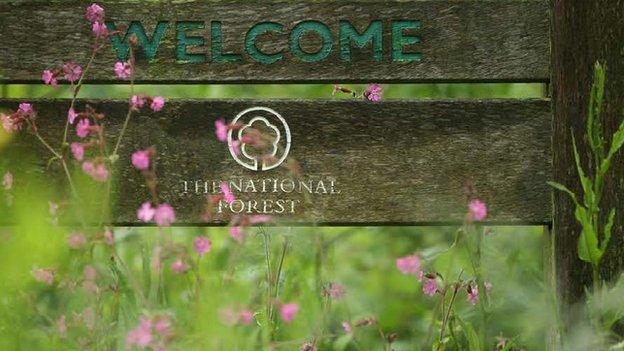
[0,1,549,83]
[2,99,552,225]
[0,1,553,225]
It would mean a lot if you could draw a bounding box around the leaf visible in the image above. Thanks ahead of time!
[605,118,624,164]
[572,134,596,208]
[456,317,481,351]
[602,208,616,253]
[575,206,601,265]
[547,181,579,204]
[587,62,606,156]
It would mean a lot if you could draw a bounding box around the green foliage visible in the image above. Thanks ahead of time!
[548,62,624,279]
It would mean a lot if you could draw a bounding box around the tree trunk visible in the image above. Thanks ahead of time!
[551,0,624,315]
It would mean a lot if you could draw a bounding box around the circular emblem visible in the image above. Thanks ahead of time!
[227,107,291,171]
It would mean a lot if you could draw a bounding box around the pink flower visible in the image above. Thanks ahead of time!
[114,61,133,79]
[137,202,155,222]
[70,142,84,161]
[92,21,108,37]
[130,95,145,110]
[229,226,244,243]
[32,267,54,285]
[62,62,82,83]
[469,199,488,221]
[396,254,422,276]
[67,232,87,249]
[170,258,188,273]
[2,171,13,190]
[153,316,171,336]
[342,321,352,333]
[323,282,346,299]
[215,118,228,142]
[131,149,150,170]
[467,283,479,305]
[249,215,273,224]
[279,303,299,323]
[423,278,438,297]
[300,342,317,351]
[56,315,67,338]
[85,3,105,23]
[91,22,108,38]
[126,317,153,349]
[364,83,383,102]
[221,182,235,204]
[193,236,212,256]
[18,103,34,117]
[91,163,109,182]
[230,140,241,155]
[67,107,77,124]
[1,114,15,133]
[150,97,165,112]
[42,70,58,87]
[84,265,97,281]
[239,310,254,325]
[154,203,176,226]
[103,227,115,245]
[76,118,90,138]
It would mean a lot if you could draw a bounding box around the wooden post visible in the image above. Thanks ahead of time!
[551,0,624,311]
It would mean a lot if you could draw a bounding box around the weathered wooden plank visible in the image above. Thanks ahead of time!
[0,98,552,225]
[0,1,549,84]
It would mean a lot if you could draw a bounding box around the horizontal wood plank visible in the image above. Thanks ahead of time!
[0,1,549,84]
[0,99,552,225]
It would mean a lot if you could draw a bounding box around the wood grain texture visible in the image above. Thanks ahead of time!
[0,1,549,84]
[551,0,624,310]
[0,98,552,225]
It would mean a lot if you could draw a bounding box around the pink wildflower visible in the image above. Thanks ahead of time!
[154,203,176,227]
[396,254,422,276]
[56,315,67,338]
[342,321,352,333]
[126,317,153,349]
[70,142,84,161]
[85,3,105,23]
[364,83,383,102]
[469,199,488,221]
[193,236,212,256]
[230,140,241,155]
[84,265,97,281]
[103,227,115,245]
[215,118,228,142]
[150,97,165,112]
[153,316,171,336]
[114,61,133,79]
[32,267,54,285]
[1,113,15,133]
[76,118,90,138]
[239,310,254,325]
[423,278,438,297]
[249,215,273,224]
[42,70,58,87]
[131,149,150,170]
[280,303,299,324]
[2,171,13,190]
[323,282,346,299]
[137,202,155,222]
[67,107,77,124]
[92,21,108,37]
[221,182,235,204]
[67,232,87,249]
[18,103,34,117]
[467,283,479,305]
[91,163,109,182]
[229,226,244,243]
[170,258,188,274]
[62,62,82,83]
[130,95,145,110]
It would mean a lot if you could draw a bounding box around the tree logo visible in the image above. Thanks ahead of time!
[228,107,291,171]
